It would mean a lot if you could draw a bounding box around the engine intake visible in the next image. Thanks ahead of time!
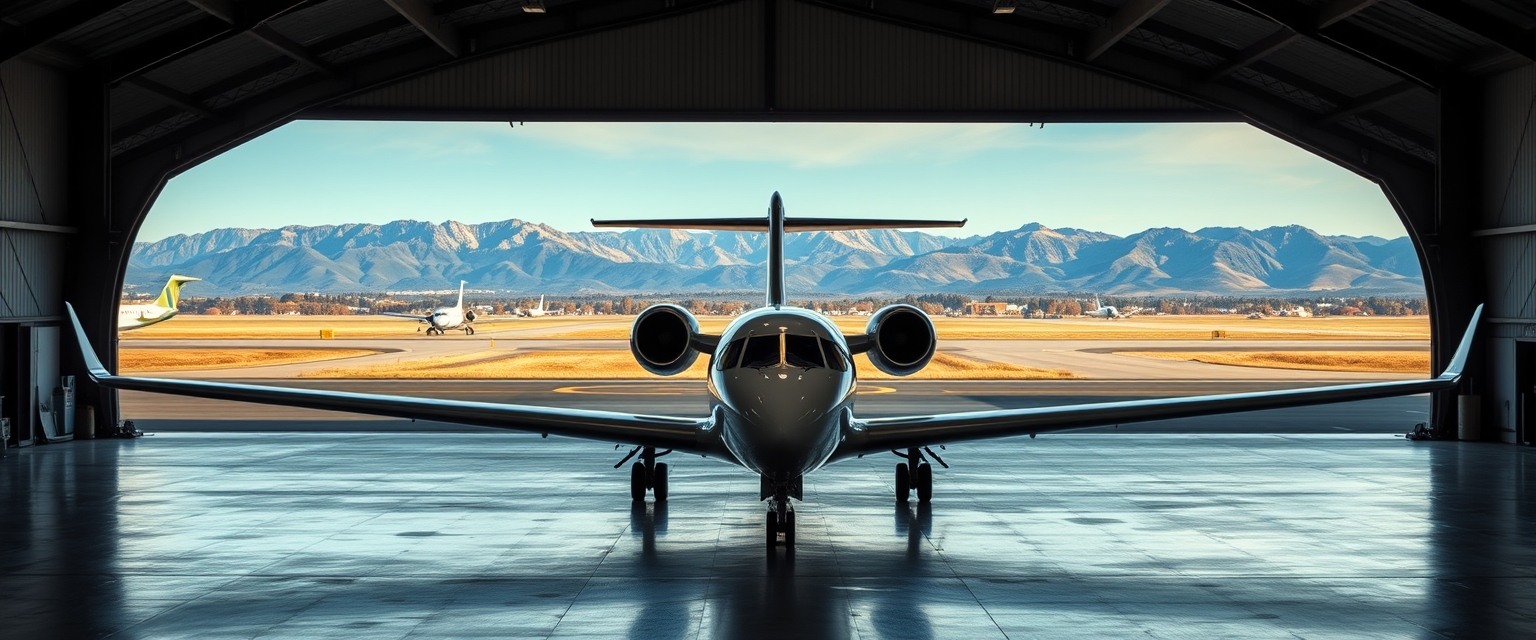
[863,304,936,376]
[631,304,701,376]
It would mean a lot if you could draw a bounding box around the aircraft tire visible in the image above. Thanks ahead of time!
[630,462,647,501]
[916,463,933,503]
[782,510,795,549]
[466,326,475,335]
[766,510,779,548]
[895,463,910,502]
[653,463,669,502]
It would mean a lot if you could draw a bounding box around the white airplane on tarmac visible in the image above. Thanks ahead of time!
[1083,295,1140,319]
[519,295,550,317]
[68,193,1482,551]
[118,275,200,331]
[383,281,477,335]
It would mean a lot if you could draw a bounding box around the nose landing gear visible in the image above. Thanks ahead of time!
[766,496,795,550]
[894,447,943,503]
[619,446,670,502]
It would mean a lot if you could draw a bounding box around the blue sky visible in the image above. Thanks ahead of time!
[142,121,1406,242]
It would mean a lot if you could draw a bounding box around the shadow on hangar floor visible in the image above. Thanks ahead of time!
[2,0,1530,435]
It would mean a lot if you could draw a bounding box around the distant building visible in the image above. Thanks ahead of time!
[966,302,1010,316]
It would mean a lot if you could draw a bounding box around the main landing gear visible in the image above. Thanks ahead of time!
[895,446,946,503]
[462,325,475,335]
[618,446,670,502]
[766,499,795,550]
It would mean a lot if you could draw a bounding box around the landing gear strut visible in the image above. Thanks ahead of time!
[894,447,942,503]
[620,446,670,502]
[463,325,475,335]
[766,494,795,550]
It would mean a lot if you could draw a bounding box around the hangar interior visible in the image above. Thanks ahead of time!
[1,0,1535,637]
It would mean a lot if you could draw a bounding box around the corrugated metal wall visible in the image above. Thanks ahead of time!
[0,58,69,319]
[335,0,1200,115]
[1480,64,1536,441]
[337,0,765,111]
[777,1,1201,113]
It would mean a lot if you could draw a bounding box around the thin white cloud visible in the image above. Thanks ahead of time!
[501,122,1032,167]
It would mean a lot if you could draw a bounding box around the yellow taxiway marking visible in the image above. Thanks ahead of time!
[858,386,897,395]
[554,385,689,396]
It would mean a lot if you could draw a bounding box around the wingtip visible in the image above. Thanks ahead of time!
[1439,303,1483,382]
[65,302,112,381]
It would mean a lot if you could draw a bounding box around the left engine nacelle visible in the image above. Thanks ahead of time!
[631,304,702,376]
[863,304,937,376]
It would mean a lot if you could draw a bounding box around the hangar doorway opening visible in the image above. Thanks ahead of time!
[117,120,1430,431]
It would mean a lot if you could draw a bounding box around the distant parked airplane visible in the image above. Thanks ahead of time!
[118,275,199,331]
[520,295,550,317]
[384,281,477,335]
[1084,295,1140,319]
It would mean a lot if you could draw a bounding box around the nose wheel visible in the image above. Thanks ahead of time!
[463,325,475,335]
[766,501,795,550]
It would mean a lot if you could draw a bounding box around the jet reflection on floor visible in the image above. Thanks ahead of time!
[3,432,1536,638]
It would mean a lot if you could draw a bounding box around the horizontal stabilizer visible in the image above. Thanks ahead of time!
[591,217,966,232]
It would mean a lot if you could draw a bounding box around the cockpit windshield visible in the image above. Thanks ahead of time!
[740,336,781,369]
[718,332,841,370]
[784,335,824,368]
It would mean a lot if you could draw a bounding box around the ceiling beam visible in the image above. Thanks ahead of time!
[248,24,336,75]
[184,0,237,23]
[383,0,463,57]
[0,0,136,62]
[1082,0,1170,61]
[121,77,225,120]
[1397,0,1535,63]
[1315,0,1377,29]
[1317,81,1418,125]
[1214,0,1444,90]
[1204,27,1299,81]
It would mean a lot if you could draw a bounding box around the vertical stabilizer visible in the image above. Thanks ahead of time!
[538,294,545,312]
[457,281,466,309]
[154,275,200,310]
[767,192,785,307]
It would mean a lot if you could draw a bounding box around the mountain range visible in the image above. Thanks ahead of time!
[127,218,1425,297]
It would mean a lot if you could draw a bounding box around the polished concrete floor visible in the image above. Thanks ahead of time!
[3,432,1535,639]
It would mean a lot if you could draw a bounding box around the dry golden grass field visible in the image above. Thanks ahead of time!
[119,313,1431,341]
[301,349,1076,380]
[120,348,381,372]
[1117,350,1431,374]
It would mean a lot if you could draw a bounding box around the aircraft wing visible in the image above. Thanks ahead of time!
[834,305,1481,459]
[380,312,429,320]
[69,305,723,458]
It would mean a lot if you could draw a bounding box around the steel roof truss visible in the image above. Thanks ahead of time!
[1083,0,1170,61]
[1315,0,1377,29]
[184,0,237,24]
[1204,26,1299,81]
[1398,0,1534,62]
[384,0,462,57]
[121,76,225,120]
[1317,80,1417,125]
[248,23,335,74]
[1213,0,1444,89]
[1,0,138,62]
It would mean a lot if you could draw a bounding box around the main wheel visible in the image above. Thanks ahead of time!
[782,510,796,549]
[466,326,475,335]
[652,463,669,502]
[895,463,910,502]
[766,510,779,548]
[630,462,647,501]
[916,463,933,503]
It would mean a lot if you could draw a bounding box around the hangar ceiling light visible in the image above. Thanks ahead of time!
[523,1,547,13]
[992,0,1016,14]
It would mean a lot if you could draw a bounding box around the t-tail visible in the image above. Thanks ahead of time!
[153,275,201,310]
[593,192,966,307]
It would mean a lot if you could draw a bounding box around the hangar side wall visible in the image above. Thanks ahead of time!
[0,57,73,445]
[1481,65,1536,443]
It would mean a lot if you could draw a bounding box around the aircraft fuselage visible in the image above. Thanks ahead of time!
[707,307,855,480]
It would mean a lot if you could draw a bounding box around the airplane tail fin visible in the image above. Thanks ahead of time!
[538,294,545,312]
[153,275,200,310]
[456,281,466,309]
[593,192,965,307]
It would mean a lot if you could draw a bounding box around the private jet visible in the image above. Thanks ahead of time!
[69,193,1480,550]
[118,275,199,331]
[1083,295,1140,319]
[384,281,477,335]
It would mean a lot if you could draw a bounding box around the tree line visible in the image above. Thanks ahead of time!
[153,291,1431,317]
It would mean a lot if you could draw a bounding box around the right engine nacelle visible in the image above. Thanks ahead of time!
[863,304,936,376]
[630,304,701,376]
